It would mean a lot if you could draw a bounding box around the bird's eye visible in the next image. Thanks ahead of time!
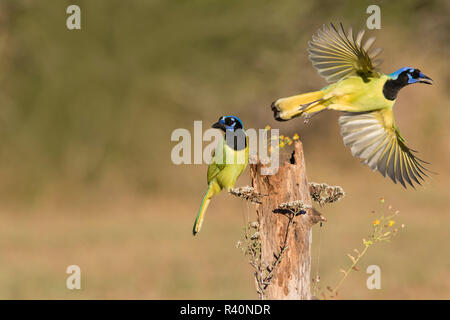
[411,69,420,78]
[225,118,233,126]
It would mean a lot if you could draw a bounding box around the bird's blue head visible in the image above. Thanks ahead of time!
[212,115,244,132]
[388,67,433,85]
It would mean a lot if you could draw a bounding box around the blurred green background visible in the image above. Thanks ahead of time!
[0,0,449,299]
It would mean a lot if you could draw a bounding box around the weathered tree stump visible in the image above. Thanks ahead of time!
[250,141,324,299]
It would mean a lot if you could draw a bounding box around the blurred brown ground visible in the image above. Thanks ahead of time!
[0,0,449,299]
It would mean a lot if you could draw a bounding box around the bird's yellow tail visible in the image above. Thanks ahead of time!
[193,184,214,236]
[271,90,326,121]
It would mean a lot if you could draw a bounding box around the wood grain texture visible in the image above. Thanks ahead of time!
[251,141,321,299]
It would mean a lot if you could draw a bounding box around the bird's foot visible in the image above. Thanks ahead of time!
[303,108,327,124]
[298,99,324,111]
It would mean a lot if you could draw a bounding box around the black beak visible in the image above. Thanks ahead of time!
[419,73,433,85]
[212,121,225,130]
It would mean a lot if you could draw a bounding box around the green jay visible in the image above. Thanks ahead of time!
[271,23,432,188]
[193,116,249,235]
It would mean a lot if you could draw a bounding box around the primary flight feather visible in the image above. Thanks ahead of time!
[271,23,432,188]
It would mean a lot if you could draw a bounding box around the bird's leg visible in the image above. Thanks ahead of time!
[297,98,326,124]
[303,107,327,124]
[298,99,324,112]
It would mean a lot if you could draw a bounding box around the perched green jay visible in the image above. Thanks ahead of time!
[193,116,249,235]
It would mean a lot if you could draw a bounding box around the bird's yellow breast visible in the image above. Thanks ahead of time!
[207,137,249,190]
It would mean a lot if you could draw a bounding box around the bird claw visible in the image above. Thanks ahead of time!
[303,114,312,124]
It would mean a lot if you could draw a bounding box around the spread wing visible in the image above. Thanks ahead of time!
[338,110,429,188]
[308,23,383,82]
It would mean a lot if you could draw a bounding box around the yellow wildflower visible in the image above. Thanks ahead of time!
[373,219,380,226]
[279,141,285,148]
[293,133,299,140]
[388,220,395,227]
[265,125,271,131]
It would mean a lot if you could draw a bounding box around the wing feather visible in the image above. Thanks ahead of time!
[308,23,383,82]
[338,111,430,188]
[400,152,414,188]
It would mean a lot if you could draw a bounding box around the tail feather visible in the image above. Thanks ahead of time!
[193,184,214,236]
[271,90,326,121]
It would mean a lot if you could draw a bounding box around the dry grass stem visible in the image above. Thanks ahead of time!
[238,207,299,299]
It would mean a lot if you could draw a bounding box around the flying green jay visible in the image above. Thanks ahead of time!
[193,116,249,235]
[271,23,432,188]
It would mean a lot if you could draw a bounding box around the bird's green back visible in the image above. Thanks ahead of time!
[321,74,396,113]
